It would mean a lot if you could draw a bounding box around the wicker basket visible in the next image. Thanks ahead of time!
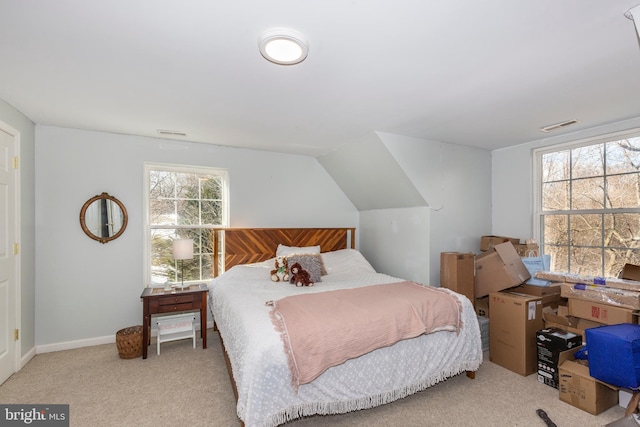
[116,325,143,359]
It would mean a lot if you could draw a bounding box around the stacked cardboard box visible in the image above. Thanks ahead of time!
[475,241,531,298]
[558,346,619,415]
[489,291,543,376]
[440,241,533,311]
[536,327,582,388]
[440,252,475,304]
[535,267,640,328]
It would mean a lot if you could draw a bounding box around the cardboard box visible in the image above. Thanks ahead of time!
[585,324,640,389]
[560,283,640,310]
[559,347,619,415]
[480,235,520,252]
[512,283,566,308]
[536,271,640,292]
[568,299,638,325]
[620,263,640,281]
[489,291,543,376]
[440,252,475,304]
[514,242,539,257]
[475,296,489,317]
[475,242,531,298]
[542,305,603,341]
[536,327,582,389]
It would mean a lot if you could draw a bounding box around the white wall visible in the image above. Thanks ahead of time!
[359,207,430,284]
[0,99,36,360]
[34,126,358,348]
[378,132,492,285]
[492,117,640,242]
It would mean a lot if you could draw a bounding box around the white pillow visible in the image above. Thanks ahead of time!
[276,244,320,256]
[321,249,376,275]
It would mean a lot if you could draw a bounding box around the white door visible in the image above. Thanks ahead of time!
[0,126,17,384]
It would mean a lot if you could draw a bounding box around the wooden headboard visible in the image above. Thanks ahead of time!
[212,227,355,276]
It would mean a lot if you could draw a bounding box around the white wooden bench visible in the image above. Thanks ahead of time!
[156,312,196,355]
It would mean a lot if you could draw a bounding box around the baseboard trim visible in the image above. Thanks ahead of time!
[34,320,215,354]
[36,335,115,354]
[21,346,36,368]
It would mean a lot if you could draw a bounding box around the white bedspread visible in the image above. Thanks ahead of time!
[208,249,483,427]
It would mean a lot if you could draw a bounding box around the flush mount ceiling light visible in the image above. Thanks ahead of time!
[259,28,309,65]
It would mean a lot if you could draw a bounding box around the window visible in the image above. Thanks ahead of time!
[535,131,640,277]
[145,163,228,285]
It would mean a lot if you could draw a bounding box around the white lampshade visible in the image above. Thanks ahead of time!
[172,239,194,260]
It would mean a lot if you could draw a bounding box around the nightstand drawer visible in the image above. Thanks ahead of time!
[155,302,195,313]
[158,295,194,306]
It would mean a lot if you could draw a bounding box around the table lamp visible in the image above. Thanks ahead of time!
[172,238,193,287]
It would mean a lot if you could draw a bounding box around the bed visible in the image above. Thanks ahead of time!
[208,228,483,427]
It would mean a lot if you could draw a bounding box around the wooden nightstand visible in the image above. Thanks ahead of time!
[140,284,209,359]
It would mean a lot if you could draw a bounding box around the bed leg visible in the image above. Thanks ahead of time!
[466,371,476,379]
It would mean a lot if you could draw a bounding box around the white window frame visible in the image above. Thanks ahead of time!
[533,127,640,275]
[143,162,229,286]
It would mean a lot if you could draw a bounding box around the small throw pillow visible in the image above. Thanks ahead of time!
[286,254,323,283]
[276,244,321,256]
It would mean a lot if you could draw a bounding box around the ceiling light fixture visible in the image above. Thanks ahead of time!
[258,28,309,65]
[539,119,580,133]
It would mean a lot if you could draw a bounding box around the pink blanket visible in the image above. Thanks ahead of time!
[268,281,463,389]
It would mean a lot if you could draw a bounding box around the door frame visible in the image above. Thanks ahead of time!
[0,119,21,380]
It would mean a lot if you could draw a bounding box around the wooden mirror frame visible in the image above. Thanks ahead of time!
[79,192,128,244]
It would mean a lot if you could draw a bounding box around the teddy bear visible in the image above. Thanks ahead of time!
[270,256,289,282]
[289,262,314,287]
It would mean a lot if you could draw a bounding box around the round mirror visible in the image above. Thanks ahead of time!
[79,192,128,244]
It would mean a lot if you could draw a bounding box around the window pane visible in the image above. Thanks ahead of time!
[606,138,640,175]
[604,213,640,248]
[201,200,222,225]
[572,144,604,179]
[606,174,640,208]
[571,177,604,209]
[543,215,568,245]
[545,245,568,272]
[176,199,201,225]
[569,214,602,247]
[149,199,176,225]
[201,175,223,199]
[149,171,176,199]
[603,248,639,278]
[542,181,569,211]
[569,246,602,276]
[542,150,570,182]
[150,228,175,283]
[175,173,199,198]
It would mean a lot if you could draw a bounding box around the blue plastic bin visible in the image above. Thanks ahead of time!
[585,323,640,389]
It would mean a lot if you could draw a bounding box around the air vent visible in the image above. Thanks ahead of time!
[539,119,579,133]
[157,129,187,137]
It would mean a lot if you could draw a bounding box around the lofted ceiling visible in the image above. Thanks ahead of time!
[1,1,640,157]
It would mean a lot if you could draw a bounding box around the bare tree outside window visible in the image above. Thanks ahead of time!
[538,134,640,277]
[146,164,228,285]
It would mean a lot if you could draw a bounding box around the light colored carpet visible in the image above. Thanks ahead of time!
[0,329,628,427]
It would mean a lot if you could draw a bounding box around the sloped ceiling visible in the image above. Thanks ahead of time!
[317,134,426,211]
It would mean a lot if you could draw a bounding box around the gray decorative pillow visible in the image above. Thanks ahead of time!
[286,254,323,283]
